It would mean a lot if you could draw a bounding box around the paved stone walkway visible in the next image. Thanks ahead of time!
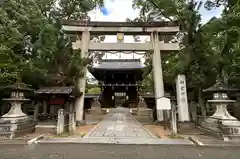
[84,107,156,139]
[38,107,193,145]
[79,107,193,144]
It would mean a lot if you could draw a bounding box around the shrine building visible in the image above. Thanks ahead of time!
[88,59,149,108]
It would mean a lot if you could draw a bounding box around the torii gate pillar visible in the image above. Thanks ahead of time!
[151,32,164,121]
[75,30,90,125]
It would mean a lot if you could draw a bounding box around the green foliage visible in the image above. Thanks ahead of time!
[0,0,104,89]
[87,87,101,94]
[133,0,240,100]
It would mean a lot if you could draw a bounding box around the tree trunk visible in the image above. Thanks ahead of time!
[222,69,229,84]
[198,88,206,117]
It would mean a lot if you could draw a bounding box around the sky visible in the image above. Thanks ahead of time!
[86,0,223,80]
[88,0,223,24]
[87,0,223,60]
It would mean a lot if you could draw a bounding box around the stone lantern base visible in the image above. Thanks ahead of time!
[0,116,36,139]
[199,102,240,140]
[0,100,36,139]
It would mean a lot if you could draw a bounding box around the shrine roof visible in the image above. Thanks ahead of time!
[91,59,143,70]
[35,86,82,97]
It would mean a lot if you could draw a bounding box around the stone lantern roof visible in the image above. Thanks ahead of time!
[203,81,239,93]
[1,82,32,92]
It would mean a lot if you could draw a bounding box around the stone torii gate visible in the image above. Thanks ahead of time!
[62,20,180,125]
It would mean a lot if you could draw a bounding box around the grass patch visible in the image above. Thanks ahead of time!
[80,132,86,137]
[74,132,87,137]
[156,134,161,138]
[48,132,70,138]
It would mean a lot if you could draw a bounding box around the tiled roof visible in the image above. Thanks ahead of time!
[35,86,79,95]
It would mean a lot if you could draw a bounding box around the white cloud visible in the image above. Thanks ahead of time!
[87,0,223,61]
[89,0,139,21]
[88,0,146,62]
[86,0,223,79]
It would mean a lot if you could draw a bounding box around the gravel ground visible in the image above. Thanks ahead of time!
[0,143,240,159]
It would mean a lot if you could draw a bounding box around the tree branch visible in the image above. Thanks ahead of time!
[148,0,173,21]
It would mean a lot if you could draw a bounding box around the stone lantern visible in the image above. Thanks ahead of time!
[200,81,240,140]
[0,82,35,139]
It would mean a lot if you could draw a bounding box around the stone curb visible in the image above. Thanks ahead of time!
[28,135,45,145]
[188,136,204,146]
[36,138,195,145]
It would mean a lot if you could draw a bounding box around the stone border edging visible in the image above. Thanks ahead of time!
[28,134,45,145]
[188,136,204,146]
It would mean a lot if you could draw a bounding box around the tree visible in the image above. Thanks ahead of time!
[132,0,220,116]
[132,0,240,116]
[0,0,104,89]
[203,1,240,86]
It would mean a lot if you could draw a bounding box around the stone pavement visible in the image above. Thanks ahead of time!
[38,107,193,145]
[84,107,156,139]
[79,107,193,145]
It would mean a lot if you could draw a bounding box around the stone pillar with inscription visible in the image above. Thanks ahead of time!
[176,75,190,122]
[69,102,76,134]
[34,102,40,122]
[57,109,65,136]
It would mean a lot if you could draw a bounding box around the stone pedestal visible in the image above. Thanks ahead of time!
[200,100,240,139]
[90,98,102,114]
[200,82,240,140]
[0,100,35,139]
[137,97,152,116]
[0,90,35,139]
[234,94,240,119]
[0,117,35,139]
